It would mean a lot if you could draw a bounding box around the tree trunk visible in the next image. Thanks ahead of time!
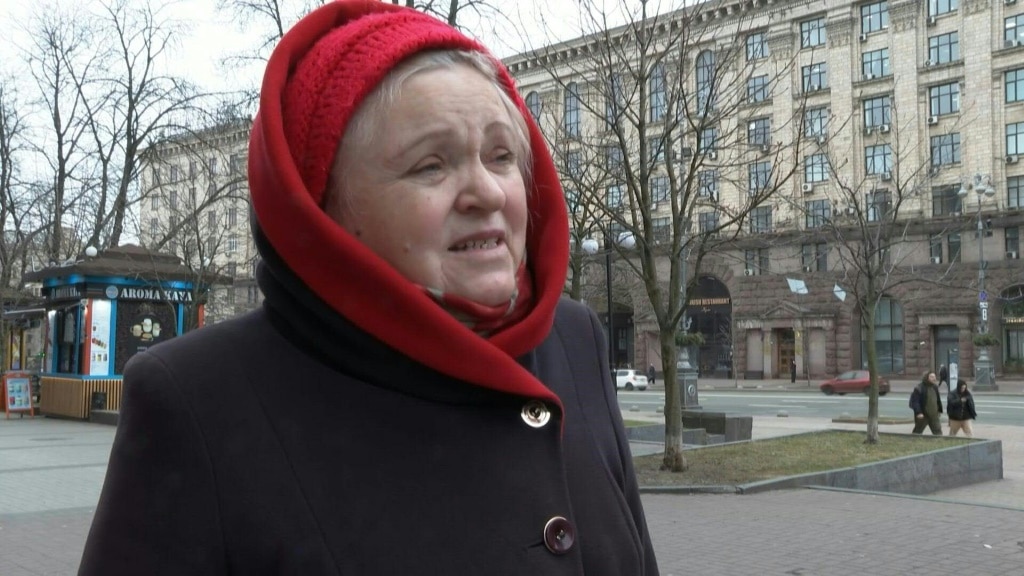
[660,332,687,471]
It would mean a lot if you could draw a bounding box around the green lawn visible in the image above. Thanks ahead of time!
[633,430,973,486]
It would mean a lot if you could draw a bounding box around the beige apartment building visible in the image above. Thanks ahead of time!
[506,0,1024,383]
[139,119,262,324]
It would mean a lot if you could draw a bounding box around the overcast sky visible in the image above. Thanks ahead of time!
[0,0,670,94]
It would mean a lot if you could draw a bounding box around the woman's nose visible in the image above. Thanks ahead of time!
[455,161,507,212]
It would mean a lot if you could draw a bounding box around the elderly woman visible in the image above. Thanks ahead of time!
[77,2,658,575]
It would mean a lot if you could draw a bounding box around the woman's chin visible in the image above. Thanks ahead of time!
[453,279,517,308]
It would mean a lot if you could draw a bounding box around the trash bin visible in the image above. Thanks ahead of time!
[91,391,108,411]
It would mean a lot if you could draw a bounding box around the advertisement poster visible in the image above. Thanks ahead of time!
[4,375,33,415]
[89,300,112,376]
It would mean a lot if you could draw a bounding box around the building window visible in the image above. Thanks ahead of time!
[698,126,719,153]
[1007,226,1021,254]
[1008,122,1024,156]
[698,170,719,201]
[1008,68,1024,103]
[648,137,665,164]
[747,75,769,103]
[649,64,666,122]
[169,190,178,210]
[525,91,541,120]
[188,160,196,180]
[804,107,829,137]
[805,199,830,229]
[749,205,772,233]
[864,144,892,175]
[564,82,581,137]
[149,217,159,232]
[169,165,180,182]
[696,50,716,114]
[861,1,889,33]
[698,211,719,233]
[226,287,236,306]
[746,32,768,60]
[228,207,238,227]
[930,133,961,166]
[928,0,957,17]
[802,62,828,91]
[748,118,771,146]
[650,175,669,206]
[931,184,962,216]
[863,95,891,128]
[947,232,962,263]
[861,48,890,78]
[862,297,903,373]
[152,167,162,186]
[1010,176,1024,209]
[150,196,159,210]
[928,32,959,64]
[652,217,670,242]
[748,161,773,195]
[929,82,960,116]
[745,249,771,274]
[168,239,177,254]
[802,242,828,271]
[208,157,219,176]
[929,234,943,262]
[804,154,829,183]
[800,17,827,48]
[229,154,244,175]
[227,235,238,254]
[606,184,623,208]
[605,146,624,174]
[207,211,216,228]
[867,190,892,222]
[1007,15,1024,45]
[605,73,625,129]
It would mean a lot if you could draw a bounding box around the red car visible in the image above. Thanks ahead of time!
[819,370,890,396]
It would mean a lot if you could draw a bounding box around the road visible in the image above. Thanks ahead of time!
[617,390,1024,426]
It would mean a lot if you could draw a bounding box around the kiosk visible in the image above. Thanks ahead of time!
[23,245,227,419]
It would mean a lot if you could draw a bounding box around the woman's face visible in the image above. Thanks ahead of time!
[329,65,528,307]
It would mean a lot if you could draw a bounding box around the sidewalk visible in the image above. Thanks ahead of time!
[692,375,1024,395]
[1,411,1022,576]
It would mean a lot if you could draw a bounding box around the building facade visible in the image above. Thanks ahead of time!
[506,0,1024,380]
[139,119,263,324]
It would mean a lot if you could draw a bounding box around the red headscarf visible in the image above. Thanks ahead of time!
[248,1,569,402]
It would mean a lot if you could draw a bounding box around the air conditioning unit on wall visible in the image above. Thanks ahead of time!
[1008,250,1020,260]
[1007,155,1020,165]
[802,265,814,273]
[801,183,814,194]
[931,256,942,264]
[744,268,756,276]
[927,115,939,125]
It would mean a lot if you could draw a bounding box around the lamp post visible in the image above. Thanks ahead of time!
[582,231,635,369]
[957,173,998,391]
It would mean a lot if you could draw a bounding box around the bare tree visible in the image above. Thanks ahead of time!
[790,100,964,443]
[68,0,207,250]
[518,0,810,471]
[25,8,96,263]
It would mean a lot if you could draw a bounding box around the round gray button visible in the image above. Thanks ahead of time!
[520,400,551,428]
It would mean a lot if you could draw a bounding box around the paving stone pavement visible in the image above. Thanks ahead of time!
[2,410,1022,576]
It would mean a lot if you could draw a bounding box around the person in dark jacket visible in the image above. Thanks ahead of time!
[946,379,977,437]
[938,364,949,389]
[77,2,659,575]
[909,371,944,435]
[648,364,657,386]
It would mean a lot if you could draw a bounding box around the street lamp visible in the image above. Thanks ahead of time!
[582,231,635,369]
[957,173,998,390]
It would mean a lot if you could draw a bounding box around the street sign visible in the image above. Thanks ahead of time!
[979,291,987,302]
[980,301,989,309]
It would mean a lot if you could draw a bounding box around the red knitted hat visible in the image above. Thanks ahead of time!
[282,7,486,205]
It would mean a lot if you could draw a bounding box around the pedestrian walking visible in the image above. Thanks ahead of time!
[946,379,977,437]
[910,371,944,435]
[76,2,658,575]
[938,364,949,389]
[647,364,656,386]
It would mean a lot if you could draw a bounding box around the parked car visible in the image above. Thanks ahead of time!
[819,370,890,396]
[614,369,648,391]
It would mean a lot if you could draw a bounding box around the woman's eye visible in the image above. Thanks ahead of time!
[493,150,517,165]
[412,160,443,175]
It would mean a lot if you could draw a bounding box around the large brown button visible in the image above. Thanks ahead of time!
[543,516,575,555]
[521,400,551,428]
